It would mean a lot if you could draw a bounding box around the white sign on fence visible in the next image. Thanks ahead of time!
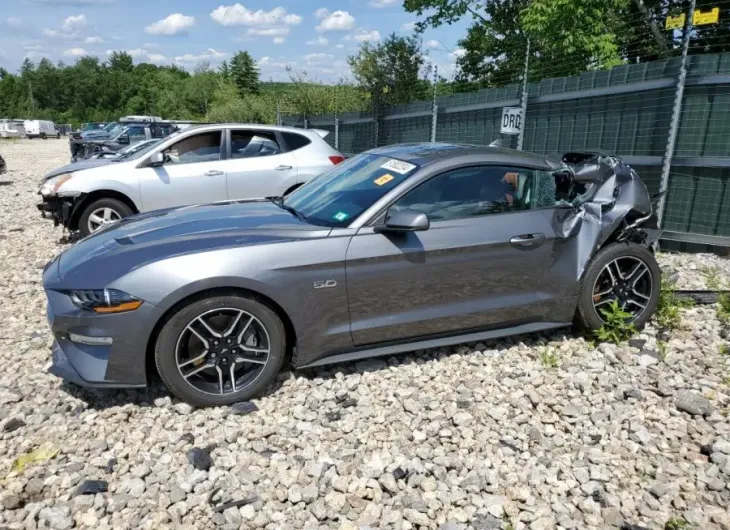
[500,107,523,135]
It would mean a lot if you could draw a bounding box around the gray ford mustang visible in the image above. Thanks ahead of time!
[43,143,662,406]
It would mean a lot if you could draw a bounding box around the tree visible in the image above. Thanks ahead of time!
[348,33,428,108]
[107,51,134,72]
[219,60,230,80]
[229,51,260,95]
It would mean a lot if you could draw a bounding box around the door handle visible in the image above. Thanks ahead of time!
[510,233,546,248]
[276,165,293,171]
[205,170,224,176]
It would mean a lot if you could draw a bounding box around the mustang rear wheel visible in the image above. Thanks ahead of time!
[576,242,661,331]
[155,295,286,407]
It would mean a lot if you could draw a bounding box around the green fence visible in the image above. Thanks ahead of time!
[282,53,730,246]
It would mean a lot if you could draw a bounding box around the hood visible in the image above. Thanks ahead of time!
[80,130,112,139]
[43,158,114,180]
[56,200,332,286]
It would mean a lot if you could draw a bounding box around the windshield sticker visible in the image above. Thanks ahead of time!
[381,159,417,175]
[332,211,350,222]
[374,173,395,186]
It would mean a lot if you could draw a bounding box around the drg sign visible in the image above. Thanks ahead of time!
[500,107,522,135]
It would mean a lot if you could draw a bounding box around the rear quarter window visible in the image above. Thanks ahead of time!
[282,132,311,151]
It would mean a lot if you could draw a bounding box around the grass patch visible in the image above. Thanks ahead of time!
[539,347,559,368]
[700,265,730,322]
[657,340,668,360]
[594,299,637,344]
[655,277,694,331]
[664,517,691,530]
[719,343,729,356]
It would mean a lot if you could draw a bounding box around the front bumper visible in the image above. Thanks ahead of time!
[44,265,162,388]
[37,194,83,229]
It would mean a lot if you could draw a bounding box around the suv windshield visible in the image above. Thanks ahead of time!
[284,153,419,227]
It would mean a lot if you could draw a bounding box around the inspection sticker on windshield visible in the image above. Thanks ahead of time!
[374,173,395,186]
[332,211,350,222]
[381,159,416,174]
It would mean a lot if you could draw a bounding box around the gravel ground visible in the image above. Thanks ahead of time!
[0,138,729,530]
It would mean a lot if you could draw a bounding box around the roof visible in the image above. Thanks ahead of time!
[179,123,326,135]
[367,143,564,171]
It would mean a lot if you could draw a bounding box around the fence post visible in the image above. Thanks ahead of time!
[657,0,695,228]
[334,115,340,150]
[431,65,438,143]
[276,101,281,127]
[517,38,530,151]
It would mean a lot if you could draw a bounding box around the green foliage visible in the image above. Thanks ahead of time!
[655,277,694,331]
[657,340,668,360]
[229,51,260,95]
[720,343,729,357]
[348,33,429,108]
[701,265,722,290]
[539,347,559,368]
[594,299,637,344]
[664,517,690,530]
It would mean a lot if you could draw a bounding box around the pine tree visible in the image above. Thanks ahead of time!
[219,60,229,80]
[229,51,260,95]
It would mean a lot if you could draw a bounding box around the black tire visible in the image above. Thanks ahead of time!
[77,197,133,237]
[56,133,61,139]
[41,133,47,140]
[576,242,661,331]
[155,295,287,407]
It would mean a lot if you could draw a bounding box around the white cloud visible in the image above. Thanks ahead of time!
[345,29,381,43]
[175,48,230,64]
[305,52,332,63]
[400,21,416,32]
[210,4,302,27]
[316,10,355,32]
[369,0,398,7]
[307,36,329,46]
[7,18,22,27]
[258,56,289,69]
[335,43,345,49]
[450,47,466,59]
[62,14,87,32]
[426,40,440,49]
[247,27,289,37]
[147,53,167,63]
[63,47,88,56]
[143,42,160,49]
[145,13,196,36]
[273,37,285,44]
[84,36,104,44]
[43,29,77,40]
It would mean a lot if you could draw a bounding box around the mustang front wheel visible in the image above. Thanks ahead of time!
[576,242,661,331]
[155,295,286,406]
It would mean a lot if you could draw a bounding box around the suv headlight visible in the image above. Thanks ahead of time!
[67,289,142,313]
[39,173,73,197]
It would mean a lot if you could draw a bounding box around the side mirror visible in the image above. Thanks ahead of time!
[376,208,430,233]
[149,152,164,167]
[118,134,130,145]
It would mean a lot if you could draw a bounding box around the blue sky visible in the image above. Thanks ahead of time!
[0,0,470,82]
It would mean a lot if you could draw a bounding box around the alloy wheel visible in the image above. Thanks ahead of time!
[87,207,121,233]
[175,308,270,396]
[592,256,653,322]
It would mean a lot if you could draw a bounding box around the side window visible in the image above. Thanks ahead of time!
[393,165,553,221]
[127,126,146,142]
[282,132,311,151]
[163,132,221,165]
[231,131,281,159]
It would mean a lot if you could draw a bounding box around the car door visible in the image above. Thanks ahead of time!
[345,165,577,346]
[138,130,228,212]
[220,129,298,200]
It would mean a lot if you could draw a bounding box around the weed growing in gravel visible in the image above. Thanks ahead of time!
[719,343,729,356]
[658,340,668,360]
[717,292,730,323]
[700,265,730,323]
[594,299,637,344]
[655,277,694,330]
[664,516,691,530]
[701,265,722,290]
[539,347,559,368]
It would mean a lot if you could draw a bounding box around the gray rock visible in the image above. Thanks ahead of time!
[713,438,730,455]
[472,513,503,530]
[38,507,72,530]
[675,390,712,416]
[2,493,21,510]
[169,485,186,504]
[174,402,194,415]
[128,478,146,497]
[403,508,431,526]
[602,507,624,527]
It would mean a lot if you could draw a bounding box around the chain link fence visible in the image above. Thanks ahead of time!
[281,0,730,247]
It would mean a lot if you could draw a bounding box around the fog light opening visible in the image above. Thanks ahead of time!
[68,333,113,346]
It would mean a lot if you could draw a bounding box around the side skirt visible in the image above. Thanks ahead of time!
[298,321,571,369]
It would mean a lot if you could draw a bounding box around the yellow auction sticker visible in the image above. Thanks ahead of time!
[374,173,395,186]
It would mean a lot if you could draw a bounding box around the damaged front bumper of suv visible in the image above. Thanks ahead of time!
[37,193,84,229]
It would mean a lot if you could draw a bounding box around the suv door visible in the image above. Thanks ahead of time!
[220,129,298,200]
[138,130,228,211]
[345,165,577,346]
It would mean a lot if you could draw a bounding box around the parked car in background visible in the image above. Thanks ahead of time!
[70,121,176,161]
[42,140,161,181]
[0,154,6,175]
[24,120,60,139]
[0,119,26,138]
[80,122,108,132]
[39,124,345,236]
[41,143,662,406]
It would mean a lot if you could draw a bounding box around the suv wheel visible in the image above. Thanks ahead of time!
[576,242,661,331]
[77,198,132,237]
[155,295,286,406]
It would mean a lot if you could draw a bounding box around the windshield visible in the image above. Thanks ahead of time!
[102,122,117,132]
[115,139,161,161]
[284,153,419,227]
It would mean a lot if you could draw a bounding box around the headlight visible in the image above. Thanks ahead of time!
[39,173,73,197]
[67,289,142,313]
